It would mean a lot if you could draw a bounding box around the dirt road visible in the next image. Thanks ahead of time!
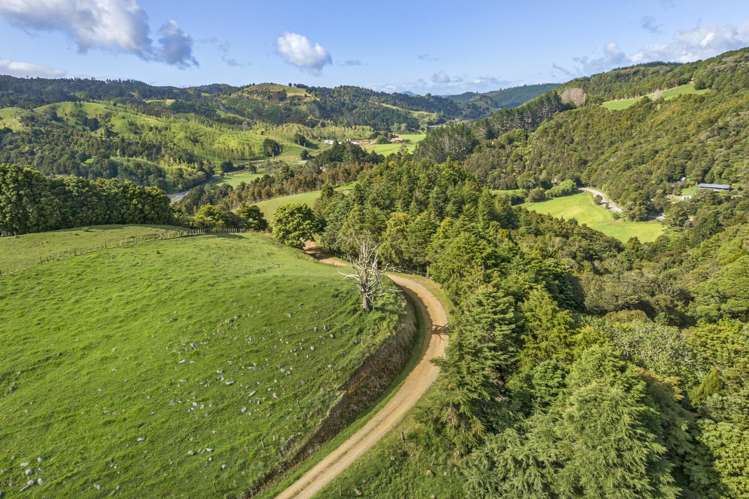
[580,187,623,213]
[275,264,448,499]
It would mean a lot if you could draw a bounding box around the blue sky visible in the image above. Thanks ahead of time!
[2,0,749,94]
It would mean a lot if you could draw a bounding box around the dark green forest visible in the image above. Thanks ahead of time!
[309,154,749,497]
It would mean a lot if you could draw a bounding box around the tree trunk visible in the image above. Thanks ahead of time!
[362,292,372,312]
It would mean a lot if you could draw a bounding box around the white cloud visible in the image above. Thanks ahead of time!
[431,71,462,85]
[556,22,749,78]
[276,32,331,73]
[641,16,662,34]
[157,20,197,68]
[0,0,197,67]
[0,58,65,78]
[377,73,511,95]
[632,23,749,63]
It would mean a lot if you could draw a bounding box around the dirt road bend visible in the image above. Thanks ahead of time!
[580,187,623,214]
[275,270,448,499]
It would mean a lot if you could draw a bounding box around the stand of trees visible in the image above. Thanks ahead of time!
[177,147,381,215]
[310,154,749,497]
[0,164,172,235]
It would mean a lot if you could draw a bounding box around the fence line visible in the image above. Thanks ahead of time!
[33,227,248,267]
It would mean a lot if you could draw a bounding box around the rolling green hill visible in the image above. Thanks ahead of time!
[0,76,552,193]
[0,227,407,496]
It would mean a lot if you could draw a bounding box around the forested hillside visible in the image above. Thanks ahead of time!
[0,76,551,192]
[420,47,749,220]
[309,152,749,498]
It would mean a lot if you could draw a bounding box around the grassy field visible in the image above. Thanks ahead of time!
[602,82,710,111]
[256,184,355,222]
[212,170,266,188]
[364,133,426,156]
[0,227,404,497]
[524,192,665,242]
[256,191,326,221]
[0,225,183,274]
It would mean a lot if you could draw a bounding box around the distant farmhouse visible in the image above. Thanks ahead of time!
[698,183,732,192]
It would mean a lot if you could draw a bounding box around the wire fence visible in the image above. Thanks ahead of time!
[30,227,248,267]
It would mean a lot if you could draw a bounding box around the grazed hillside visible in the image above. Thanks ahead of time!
[0,228,408,496]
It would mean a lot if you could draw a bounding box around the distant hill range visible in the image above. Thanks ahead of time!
[0,76,557,129]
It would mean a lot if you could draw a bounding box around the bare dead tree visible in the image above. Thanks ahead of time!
[340,234,386,312]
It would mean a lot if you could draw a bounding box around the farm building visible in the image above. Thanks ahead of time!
[698,183,732,191]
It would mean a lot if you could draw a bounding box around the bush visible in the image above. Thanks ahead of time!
[272,204,323,248]
[237,203,268,231]
[262,138,282,157]
[545,179,577,198]
[527,188,547,203]
[193,204,243,230]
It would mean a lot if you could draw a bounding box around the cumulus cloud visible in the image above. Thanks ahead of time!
[276,32,331,73]
[641,16,662,34]
[157,20,197,68]
[378,72,511,95]
[0,0,197,67]
[0,58,65,78]
[632,22,749,63]
[555,22,749,78]
[431,71,462,84]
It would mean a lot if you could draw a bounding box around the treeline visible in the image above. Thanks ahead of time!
[415,92,568,164]
[0,75,230,108]
[309,155,749,497]
[559,46,749,102]
[177,149,380,215]
[0,164,172,235]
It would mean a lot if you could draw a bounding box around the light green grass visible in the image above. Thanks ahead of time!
[602,83,710,111]
[524,192,665,242]
[0,107,28,131]
[256,184,355,221]
[364,133,426,156]
[256,191,326,221]
[681,185,700,196]
[212,170,266,188]
[0,225,182,274]
[0,228,403,497]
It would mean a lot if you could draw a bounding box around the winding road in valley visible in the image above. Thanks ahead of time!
[275,252,449,499]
